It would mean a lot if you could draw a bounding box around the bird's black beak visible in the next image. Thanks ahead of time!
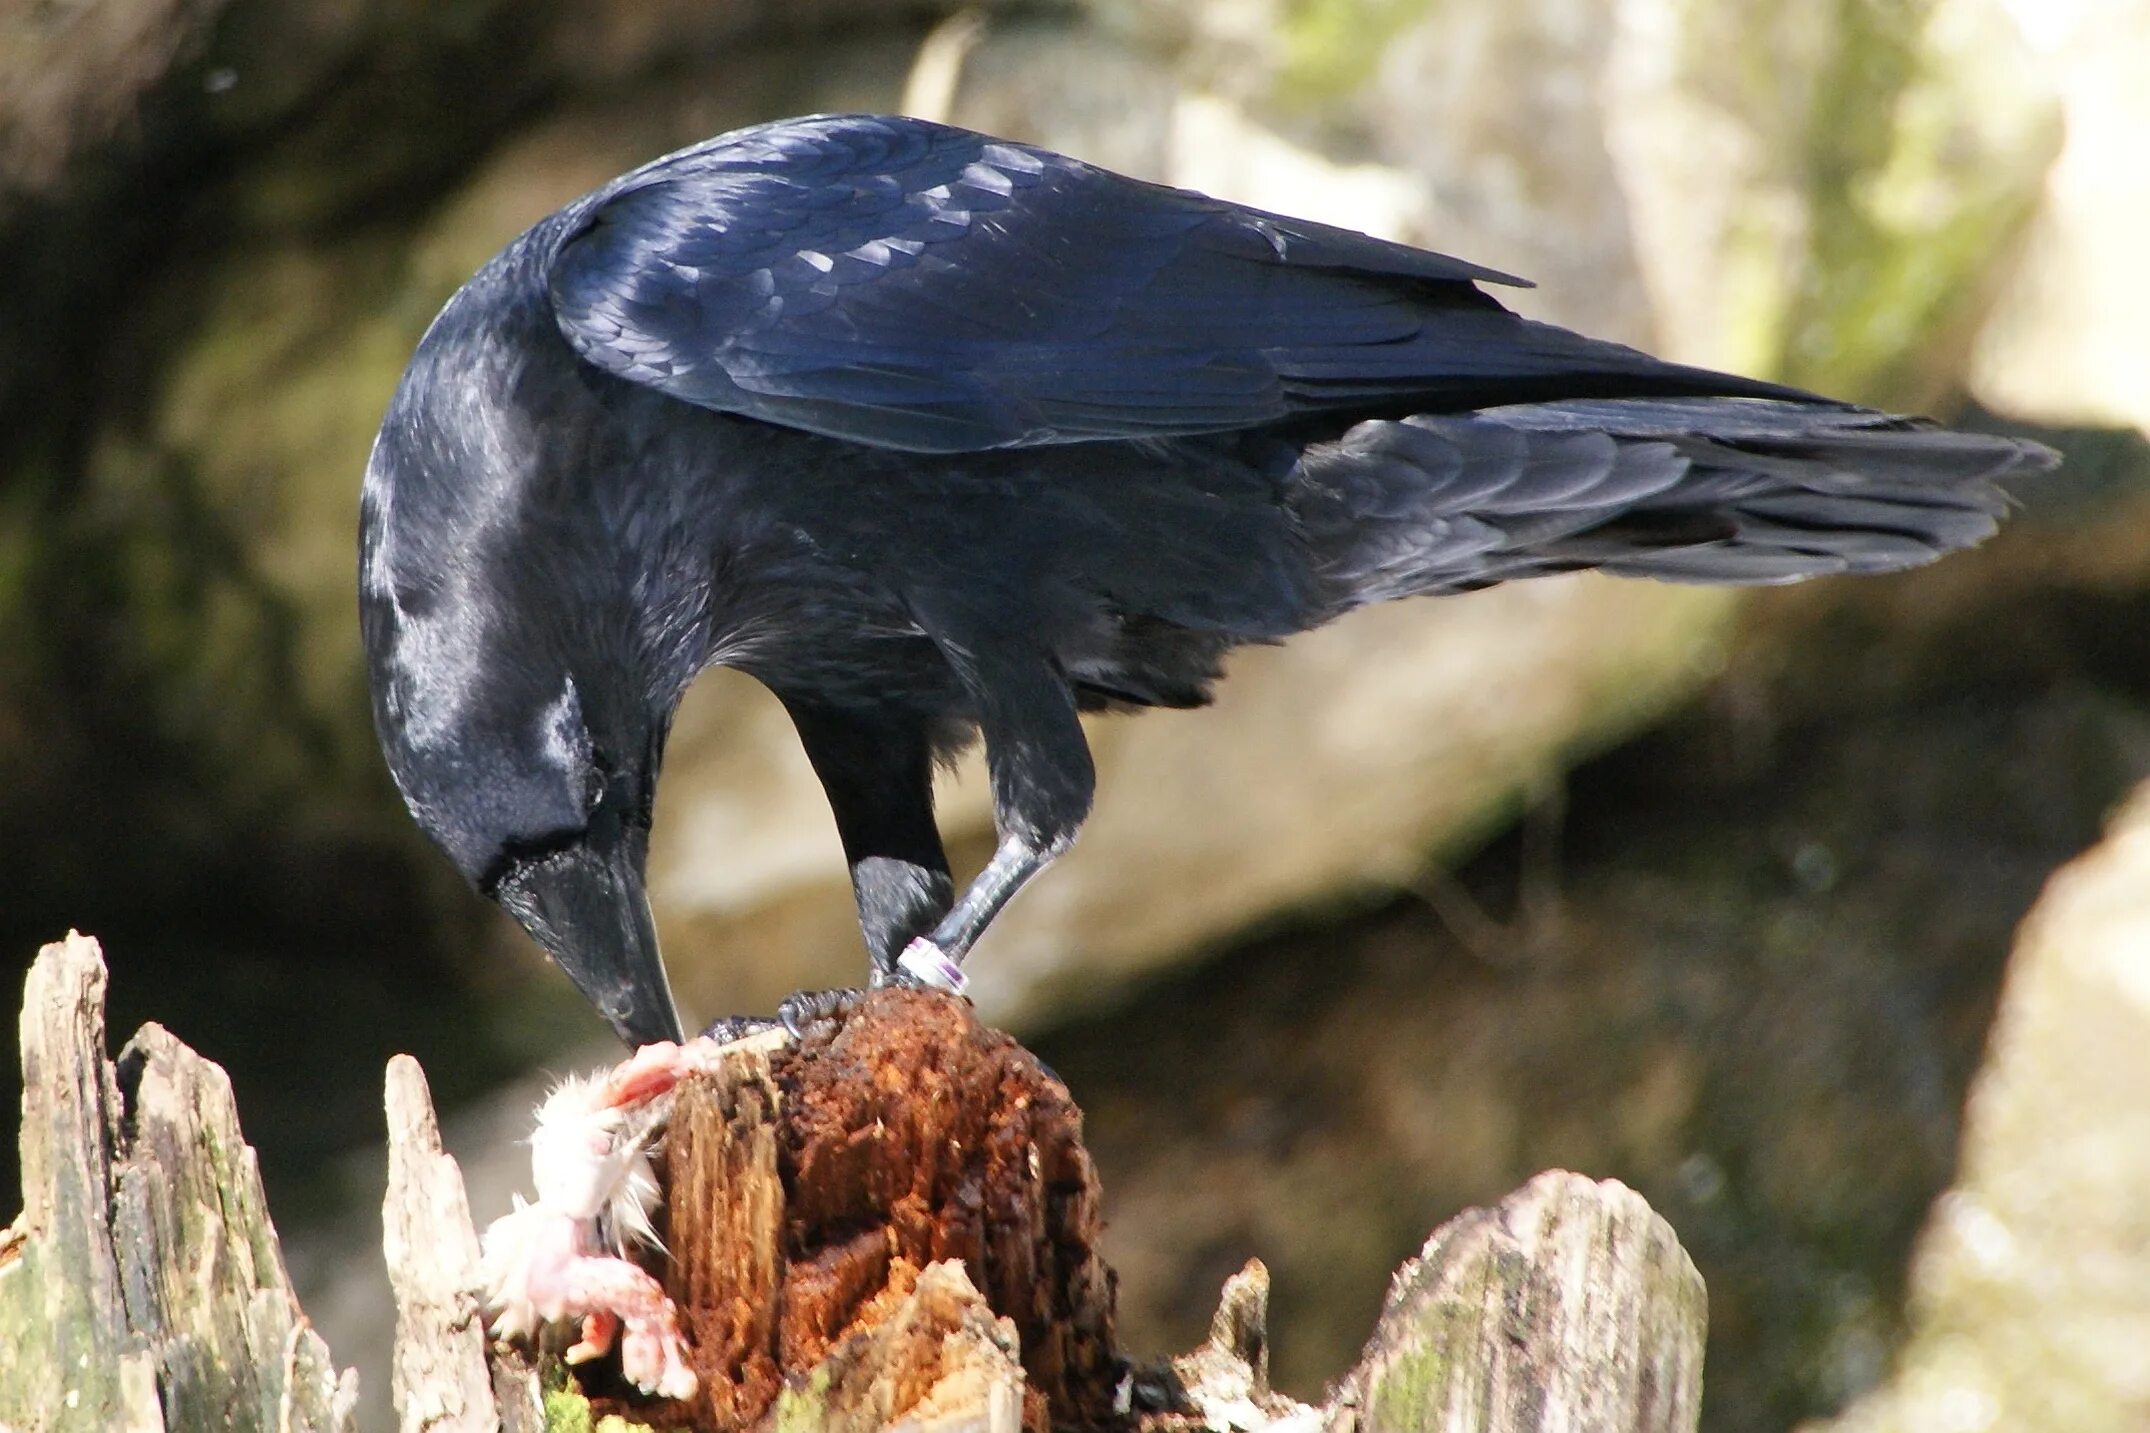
[495,842,685,1047]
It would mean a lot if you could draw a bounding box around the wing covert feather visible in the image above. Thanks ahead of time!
[546,114,1789,452]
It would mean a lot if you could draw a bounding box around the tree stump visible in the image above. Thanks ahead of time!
[1334,1171,1706,1432]
[0,932,357,1433]
[644,989,1118,1431]
[6,933,1710,1433]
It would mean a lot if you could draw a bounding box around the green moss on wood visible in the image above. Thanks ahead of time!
[1364,1320,1465,1430]
[542,1384,595,1433]
[538,1366,657,1433]
[772,1363,838,1433]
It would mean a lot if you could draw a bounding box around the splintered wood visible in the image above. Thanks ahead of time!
[7,936,1712,1433]
[0,933,359,1433]
[532,993,1708,1433]
[1336,1172,1706,1433]
[615,989,1119,1432]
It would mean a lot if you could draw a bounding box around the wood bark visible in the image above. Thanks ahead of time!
[383,1053,516,1432]
[644,990,1119,1431]
[0,932,357,1433]
[5,935,1707,1433]
[1327,1172,1706,1433]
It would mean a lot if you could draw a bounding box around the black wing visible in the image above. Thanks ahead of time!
[546,113,1805,453]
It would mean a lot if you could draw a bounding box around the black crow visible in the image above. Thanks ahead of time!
[359,113,2052,1047]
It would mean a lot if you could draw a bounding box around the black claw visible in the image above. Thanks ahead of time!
[699,1014,781,1044]
[710,975,949,1048]
[776,986,869,1041]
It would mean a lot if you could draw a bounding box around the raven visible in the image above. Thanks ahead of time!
[360,113,2051,1046]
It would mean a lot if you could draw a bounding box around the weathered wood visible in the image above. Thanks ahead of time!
[662,1027,789,1428]
[579,999,1705,1433]
[490,1349,548,1433]
[8,935,1711,1433]
[1143,1259,1320,1430]
[770,1260,1027,1433]
[383,1053,509,1433]
[1327,1171,1706,1433]
[764,989,1117,1421]
[0,932,357,1433]
[614,989,1119,1431]
[2,930,152,1431]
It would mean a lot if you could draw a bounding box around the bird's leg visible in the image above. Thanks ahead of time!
[769,699,954,1029]
[897,645,1093,993]
[896,836,1055,989]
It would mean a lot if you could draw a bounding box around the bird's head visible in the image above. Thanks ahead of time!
[361,499,687,1048]
[382,652,683,1047]
[358,252,704,1047]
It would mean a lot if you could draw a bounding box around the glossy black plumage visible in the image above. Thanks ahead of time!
[546,115,1813,452]
[359,113,2054,1045]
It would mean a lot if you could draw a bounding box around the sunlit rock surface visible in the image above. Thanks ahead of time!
[1088,0,2060,401]
[1970,0,2150,436]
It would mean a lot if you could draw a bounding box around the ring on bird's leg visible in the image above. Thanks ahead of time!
[897,937,969,995]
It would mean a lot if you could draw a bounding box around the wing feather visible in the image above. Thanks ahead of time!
[545,114,1803,452]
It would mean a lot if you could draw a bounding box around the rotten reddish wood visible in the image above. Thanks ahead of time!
[616,989,1119,1431]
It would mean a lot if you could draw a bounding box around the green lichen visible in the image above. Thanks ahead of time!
[1277,0,1441,104]
[1360,1287,1486,1431]
[537,1364,658,1433]
[542,1383,595,1433]
[1367,1346,1454,1430]
[772,1364,838,1433]
[1676,0,2058,404]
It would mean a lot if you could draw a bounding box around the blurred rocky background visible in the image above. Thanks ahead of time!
[5,0,2147,1429]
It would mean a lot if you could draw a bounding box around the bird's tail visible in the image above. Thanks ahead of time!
[1290,397,2056,612]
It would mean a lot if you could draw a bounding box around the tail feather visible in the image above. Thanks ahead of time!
[1293,397,2054,607]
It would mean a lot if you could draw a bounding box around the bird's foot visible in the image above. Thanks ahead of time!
[775,986,869,1040]
[895,937,969,995]
[769,952,970,1041]
[698,1013,781,1044]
